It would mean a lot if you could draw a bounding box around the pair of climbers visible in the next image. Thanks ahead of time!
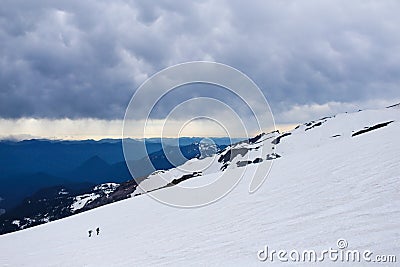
[88,227,100,237]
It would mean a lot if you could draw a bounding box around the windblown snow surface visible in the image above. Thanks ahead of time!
[0,107,399,266]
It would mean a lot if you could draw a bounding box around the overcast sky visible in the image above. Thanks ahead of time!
[1,0,399,139]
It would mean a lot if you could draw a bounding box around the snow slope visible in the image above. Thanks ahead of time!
[0,106,399,266]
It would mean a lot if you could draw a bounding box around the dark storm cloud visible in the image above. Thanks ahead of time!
[0,0,399,120]
[220,0,400,116]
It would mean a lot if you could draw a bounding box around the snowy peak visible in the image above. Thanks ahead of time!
[131,106,398,198]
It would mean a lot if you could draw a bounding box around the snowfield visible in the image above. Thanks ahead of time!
[0,106,399,266]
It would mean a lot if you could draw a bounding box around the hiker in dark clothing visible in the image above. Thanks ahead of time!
[88,230,93,237]
[96,227,100,235]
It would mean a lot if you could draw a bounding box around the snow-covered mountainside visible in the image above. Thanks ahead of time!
[0,106,399,266]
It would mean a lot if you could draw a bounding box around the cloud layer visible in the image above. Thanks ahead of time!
[1,0,400,125]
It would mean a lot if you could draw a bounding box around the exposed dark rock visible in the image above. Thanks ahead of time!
[305,121,323,131]
[248,133,264,144]
[167,172,202,186]
[331,134,341,138]
[271,133,292,145]
[318,116,333,120]
[304,118,330,131]
[386,103,400,108]
[236,161,253,167]
[218,148,249,164]
[266,153,281,160]
[252,158,263,164]
[236,158,264,167]
[220,163,229,171]
[352,121,394,137]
